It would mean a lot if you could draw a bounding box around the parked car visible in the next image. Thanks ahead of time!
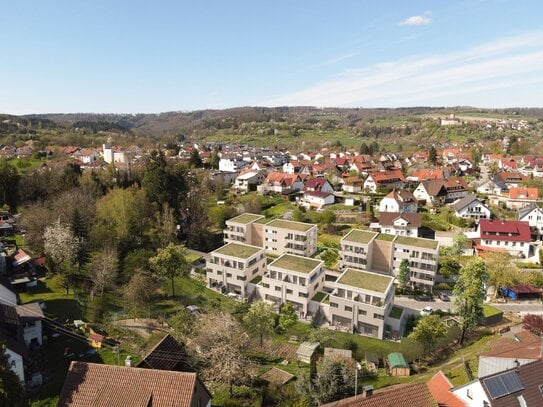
[415,294,433,302]
[438,292,450,302]
[420,306,433,316]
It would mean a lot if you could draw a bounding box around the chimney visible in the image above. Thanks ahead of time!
[124,356,132,367]
[363,385,373,398]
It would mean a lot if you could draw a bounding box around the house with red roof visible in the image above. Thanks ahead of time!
[506,187,538,210]
[299,178,335,209]
[413,177,468,207]
[363,170,405,193]
[258,172,304,195]
[476,219,534,259]
[427,371,466,407]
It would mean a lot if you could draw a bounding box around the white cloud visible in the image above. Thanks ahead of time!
[321,52,357,66]
[399,15,432,26]
[263,31,543,107]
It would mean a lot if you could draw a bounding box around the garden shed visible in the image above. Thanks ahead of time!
[387,352,410,377]
[296,342,319,364]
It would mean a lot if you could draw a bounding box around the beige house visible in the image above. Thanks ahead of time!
[340,230,379,270]
[259,254,325,317]
[392,236,439,291]
[207,242,266,298]
[223,213,265,245]
[264,219,318,257]
[328,269,395,339]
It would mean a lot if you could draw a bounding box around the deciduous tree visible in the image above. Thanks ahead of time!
[453,258,488,344]
[243,300,275,347]
[89,247,118,299]
[124,270,158,319]
[278,302,298,332]
[0,342,26,406]
[409,315,447,354]
[0,159,19,210]
[149,244,189,297]
[522,314,543,336]
[398,259,410,291]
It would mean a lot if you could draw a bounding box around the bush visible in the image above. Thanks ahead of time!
[344,339,358,353]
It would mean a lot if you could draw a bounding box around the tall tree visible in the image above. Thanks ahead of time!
[0,159,19,210]
[453,258,488,344]
[153,203,177,248]
[482,252,524,298]
[189,311,255,397]
[409,315,447,354]
[124,270,159,319]
[149,244,189,297]
[89,247,118,299]
[189,149,203,168]
[398,259,411,291]
[278,302,298,332]
[243,300,275,347]
[428,146,437,164]
[0,342,26,406]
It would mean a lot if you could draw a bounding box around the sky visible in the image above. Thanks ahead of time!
[1,0,543,114]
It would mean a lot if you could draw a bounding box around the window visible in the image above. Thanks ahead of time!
[226,273,232,278]
[358,309,367,315]
[330,302,338,308]
[345,306,352,312]
[286,289,293,294]
[275,286,281,292]
[373,313,384,320]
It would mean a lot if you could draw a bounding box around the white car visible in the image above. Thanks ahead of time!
[420,306,433,316]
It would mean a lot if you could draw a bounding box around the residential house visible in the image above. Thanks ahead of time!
[0,278,17,306]
[218,155,246,172]
[340,230,379,271]
[413,177,468,206]
[427,371,466,407]
[452,194,492,221]
[392,236,439,291]
[477,178,506,196]
[58,362,211,407]
[264,219,318,257]
[136,334,189,371]
[477,219,533,259]
[74,148,100,164]
[363,170,405,193]
[328,268,394,339]
[452,360,543,407]
[206,242,266,299]
[518,203,543,237]
[223,213,265,245]
[341,177,363,193]
[506,187,538,210]
[16,303,44,347]
[300,178,335,209]
[377,212,421,237]
[233,170,266,193]
[494,171,526,189]
[477,330,541,378]
[258,172,304,194]
[259,254,325,317]
[378,189,418,213]
[282,160,302,174]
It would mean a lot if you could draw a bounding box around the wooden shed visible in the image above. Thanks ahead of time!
[296,342,319,365]
[88,333,105,349]
[387,352,410,377]
[323,347,353,360]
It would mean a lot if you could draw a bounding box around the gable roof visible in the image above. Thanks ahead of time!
[509,187,538,200]
[427,371,465,407]
[479,220,531,242]
[495,171,526,184]
[479,330,541,360]
[58,362,210,407]
[304,177,331,191]
[136,334,188,371]
[518,203,543,220]
[321,382,435,407]
[378,212,421,228]
[452,194,483,212]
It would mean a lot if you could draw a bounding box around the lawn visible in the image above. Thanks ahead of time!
[263,201,295,218]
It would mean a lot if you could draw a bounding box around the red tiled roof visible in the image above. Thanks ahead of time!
[368,169,405,183]
[58,362,210,407]
[427,371,466,407]
[479,219,531,242]
[321,382,435,407]
[508,187,538,200]
[411,168,444,180]
[508,284,543,294]
[480,330,541,360]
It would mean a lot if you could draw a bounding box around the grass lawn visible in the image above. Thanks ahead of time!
[263,201,295,218]
[311,291,327,302]
[483,304,502,318]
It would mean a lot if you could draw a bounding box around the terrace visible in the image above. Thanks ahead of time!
[214,243,262,259]
[266,219,315,232]
[337,269,393,293]
[394,235,438,250]
[343,229,378,245]
[270,254,322,274]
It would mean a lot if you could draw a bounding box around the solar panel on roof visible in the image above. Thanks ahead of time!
[483,371,524,400]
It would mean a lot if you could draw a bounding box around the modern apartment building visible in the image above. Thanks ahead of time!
[264,219,318,257]
[259,254,325,317]
[392,236,439,291]
[328,268,395,339]
[339,230,379,270]
[206,242,266,298]
[223,213,265,244]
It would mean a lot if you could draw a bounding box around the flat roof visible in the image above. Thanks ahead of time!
[337,268,393,293]
[375,233,395,242]
[342,229,378,245]
[394,235,438,250]
[266,219,315,232]
[214,243,262,259]
[227,213,263,225]
[270,254,322,274]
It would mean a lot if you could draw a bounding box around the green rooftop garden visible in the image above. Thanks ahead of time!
[270,254,322,274]
[375,233,395,242]
[337,269,393,293]
[266,219,315,232]
[342,229,378,244]
[483,304,503,318]
[389,306,404,320]
[250,275,262,284]
[215,243,261,259]
[394,235,438,250]
[228,213,263,224]
[311,291,327,302]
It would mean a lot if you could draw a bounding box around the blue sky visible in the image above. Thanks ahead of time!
[1,0,542,114]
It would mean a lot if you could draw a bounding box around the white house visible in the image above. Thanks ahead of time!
[234,170,266,193]
[451,194,491,221]
[378,190,418,213]
[16,303,44,347]
[219,156,246,172]
[477,219,534,260]
[518,203,543,236]
[377,212,421,237]
[476,179,504,196]
[300,191,335,209]
[5,347,24,383]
